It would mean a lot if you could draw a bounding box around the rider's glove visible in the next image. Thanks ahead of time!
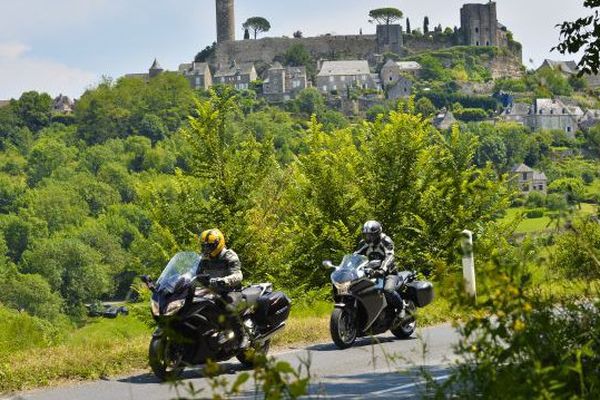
[209,278,226,288]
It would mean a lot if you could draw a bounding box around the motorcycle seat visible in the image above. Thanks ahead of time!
[241,286,263,306]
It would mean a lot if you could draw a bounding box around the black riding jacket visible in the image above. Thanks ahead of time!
[199,248,243,289]
[355,234,396,274]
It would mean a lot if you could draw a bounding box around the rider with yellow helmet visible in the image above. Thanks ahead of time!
[199,229,243,290]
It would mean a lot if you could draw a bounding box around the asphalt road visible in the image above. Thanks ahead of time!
[6,324,459,400]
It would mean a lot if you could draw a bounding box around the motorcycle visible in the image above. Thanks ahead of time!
[140,251,291,381]
[324,254,434,349]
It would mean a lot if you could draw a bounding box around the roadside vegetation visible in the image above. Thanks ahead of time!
[0,60,599,396]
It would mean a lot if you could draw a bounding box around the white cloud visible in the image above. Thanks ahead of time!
[0,42,30,59]
[0,42,97,100]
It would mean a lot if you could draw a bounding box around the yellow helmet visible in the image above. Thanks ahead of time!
[200,229,225,258]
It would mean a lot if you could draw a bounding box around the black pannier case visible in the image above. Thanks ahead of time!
[255,291,291,328]
[406,281,434,308]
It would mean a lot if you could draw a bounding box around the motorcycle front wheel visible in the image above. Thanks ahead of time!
[149,336,184,381]
[330,307,357,349]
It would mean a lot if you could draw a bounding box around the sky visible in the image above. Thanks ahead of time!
[0,0,590,99]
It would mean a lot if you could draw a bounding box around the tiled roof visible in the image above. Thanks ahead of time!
[214,62,255,78]
[150,58,162,70]
[317,60,370,77]
[512,164,534,173]
[533,172,547,181]
[535,98,583,116]
[396,61,422,70]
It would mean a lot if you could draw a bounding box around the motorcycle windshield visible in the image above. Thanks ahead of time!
[331,254,368,284]
[156,252,201,294]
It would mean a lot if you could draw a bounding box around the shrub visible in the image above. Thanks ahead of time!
[526,191,546,208]
[525,208,544,218]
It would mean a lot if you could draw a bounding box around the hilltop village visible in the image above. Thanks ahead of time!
[120,1,600,141]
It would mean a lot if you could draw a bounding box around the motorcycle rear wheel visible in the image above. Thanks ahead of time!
[149,336,184,381]
[390,300,417,339]
[330,307,357,349]
[236,339,271,368]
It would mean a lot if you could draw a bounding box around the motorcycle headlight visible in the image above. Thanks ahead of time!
[333,281,351,295]
[164,299,186,316]
[151,299,160,316]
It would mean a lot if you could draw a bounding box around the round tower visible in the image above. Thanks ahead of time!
[216,0,235,43]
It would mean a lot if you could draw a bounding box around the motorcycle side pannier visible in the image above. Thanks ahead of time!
[406,281,434,308]
[255,291,291,328]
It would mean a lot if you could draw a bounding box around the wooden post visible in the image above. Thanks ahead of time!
[461,229,476,300]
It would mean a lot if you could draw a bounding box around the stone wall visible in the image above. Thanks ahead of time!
[213,35,379,67]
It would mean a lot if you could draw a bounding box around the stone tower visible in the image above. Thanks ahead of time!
[460,2,499,47]
[216,0,235,43]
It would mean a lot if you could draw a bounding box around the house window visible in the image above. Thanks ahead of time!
[550,109,554,115]
[522,173,528,181]
[237,76,241,81]
[195,77,201,88]
[332,85,337,90]
[341,76,346,82]
[389,76,393,81]
[329,76,334,83]
[475,27,479,33]
[323,86,327,91]
[567,126,572,133]
[486,41,490,46]
[476,41,480,46]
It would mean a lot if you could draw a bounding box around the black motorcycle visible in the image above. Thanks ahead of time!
[141,252,291,381]
[324,254,433,349]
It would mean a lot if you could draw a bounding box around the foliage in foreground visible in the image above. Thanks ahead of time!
[427,220,600,399]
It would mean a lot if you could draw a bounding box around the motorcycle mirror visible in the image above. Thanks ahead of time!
[322,260,335,269]
[139,275,156,292]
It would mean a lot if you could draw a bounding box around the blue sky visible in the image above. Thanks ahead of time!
[0,0,589,99]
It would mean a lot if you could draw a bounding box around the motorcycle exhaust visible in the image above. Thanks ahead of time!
[254,322,286,342]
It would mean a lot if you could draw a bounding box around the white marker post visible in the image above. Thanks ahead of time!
[461,229,476,301]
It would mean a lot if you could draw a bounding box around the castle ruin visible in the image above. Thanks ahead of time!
[210,1,521,78]
[216,0,235,43]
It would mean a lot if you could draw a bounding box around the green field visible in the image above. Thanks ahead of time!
[501,203,598,234]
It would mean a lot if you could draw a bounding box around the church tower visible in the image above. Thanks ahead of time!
[216,0,235,42]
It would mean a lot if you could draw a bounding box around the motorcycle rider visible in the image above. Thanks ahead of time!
[355,221,404,310]
[199,228,243,290]
[199,228,249,347]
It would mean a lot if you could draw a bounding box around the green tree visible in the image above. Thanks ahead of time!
[15,91,53,132]
[554,0,600,74]
[21,238,111,316]
[368,8,404,25]
[27,136,77,186]
[294,88,325,116]
[0,265,63,321]
[415,97,436,117]
[242,17,271,39]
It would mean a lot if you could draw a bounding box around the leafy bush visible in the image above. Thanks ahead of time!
[454,107,488,122]
[526,191,546,208]
[525,208,545,218]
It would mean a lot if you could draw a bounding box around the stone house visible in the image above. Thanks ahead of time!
[316,60,379,95]
[538,59,600,89]
[511,164,547,194]
[214,61,257,90]
[500,98,583,137]
[460,2,509,47]
[178,62,213,90]
[579,109,600,131]
[380,60,422,85]
[52,94,74,114]
[262,62,307,103]
[125,58,165,82]
[432,108,457,130]
[386,76,413,100]
[529,99,582,137]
